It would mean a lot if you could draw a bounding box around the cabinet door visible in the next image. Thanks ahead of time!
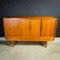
[18,18,30,40]
[4,18,18,40]
[41,17,57,40]
[30,18,41,40]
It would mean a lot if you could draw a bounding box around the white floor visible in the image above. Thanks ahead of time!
[0,37,60,60]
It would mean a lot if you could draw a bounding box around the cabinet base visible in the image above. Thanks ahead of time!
[10,41,47,47]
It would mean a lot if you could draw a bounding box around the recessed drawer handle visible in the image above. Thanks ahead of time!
[29,25,32,30]
[17,26,18,29]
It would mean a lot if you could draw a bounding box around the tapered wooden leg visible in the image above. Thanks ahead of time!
[43,41,47,47]
[40,41,47,47]
[11,41,16,47]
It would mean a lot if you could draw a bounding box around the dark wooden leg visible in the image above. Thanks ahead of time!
[40,41,47,47]
[11,41,16,47]
[43,41,47,47]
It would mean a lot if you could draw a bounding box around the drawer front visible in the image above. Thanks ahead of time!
[41,17,57,40]
[30,18,41,40]
[18,18,30,40]
[4,18,18,39]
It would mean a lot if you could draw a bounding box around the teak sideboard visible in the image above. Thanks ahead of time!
[3,16,57,47]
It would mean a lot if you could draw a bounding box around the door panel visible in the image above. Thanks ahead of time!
[18,18,30,40]
[41,17,57,38]
[30,18,41,40]
[4,18,18,39]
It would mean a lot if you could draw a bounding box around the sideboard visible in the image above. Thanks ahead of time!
[3,16,57,47]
